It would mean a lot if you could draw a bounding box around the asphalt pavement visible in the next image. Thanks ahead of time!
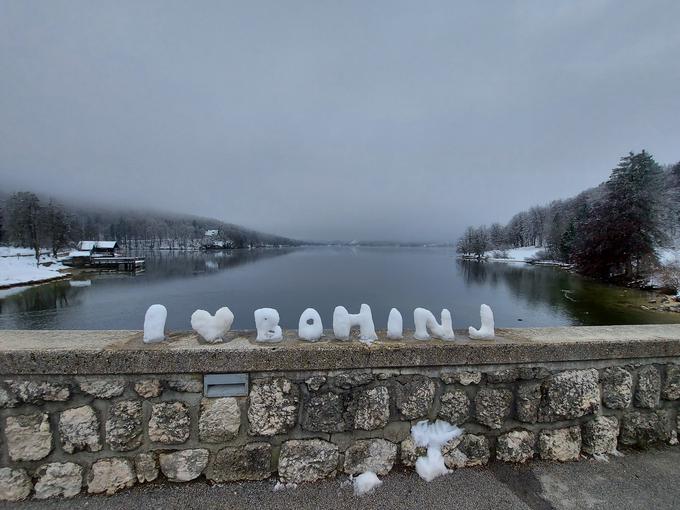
[5,447,680,510]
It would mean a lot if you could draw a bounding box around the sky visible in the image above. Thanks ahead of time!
[1,1,679,242]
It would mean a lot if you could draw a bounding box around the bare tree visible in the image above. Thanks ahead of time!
[44,200,71,257]
[6,192,42,266]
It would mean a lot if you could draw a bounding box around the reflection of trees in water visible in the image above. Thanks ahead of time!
[133,248,295,280]
[458,259,490,286]
[458,259,572,309]
[456,259,677,326]
[0,249,295,326]
[0,282,85,325]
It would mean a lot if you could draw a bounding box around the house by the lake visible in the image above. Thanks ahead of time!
[77,241,120,257]
[62,241,143,271]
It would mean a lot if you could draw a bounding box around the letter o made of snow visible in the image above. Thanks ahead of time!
[298,308,323,341]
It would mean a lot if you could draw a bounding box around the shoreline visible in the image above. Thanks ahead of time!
[459,253,680,316]
[0,248,73,290]
[0,273,70,291]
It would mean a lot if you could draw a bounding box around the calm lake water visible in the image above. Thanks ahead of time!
[1,247,678,330]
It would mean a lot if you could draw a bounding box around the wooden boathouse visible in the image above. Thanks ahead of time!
[62,241,145,272]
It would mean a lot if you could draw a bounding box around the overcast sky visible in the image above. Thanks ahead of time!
[1,1,679,242]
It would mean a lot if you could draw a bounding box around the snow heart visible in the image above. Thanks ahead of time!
[190,307,234,343]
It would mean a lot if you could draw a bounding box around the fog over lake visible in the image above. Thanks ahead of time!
[2,2,680,242]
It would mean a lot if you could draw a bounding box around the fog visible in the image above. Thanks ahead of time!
[1,1,679,242]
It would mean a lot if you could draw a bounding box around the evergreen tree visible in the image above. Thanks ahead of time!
[574,151,665,279]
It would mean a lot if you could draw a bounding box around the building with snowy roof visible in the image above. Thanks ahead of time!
[77,241,120,257]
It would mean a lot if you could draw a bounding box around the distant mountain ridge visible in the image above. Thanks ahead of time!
[0,190,301,250]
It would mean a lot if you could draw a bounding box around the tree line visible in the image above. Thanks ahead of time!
[0,192,300,264]
[457,151,680,282]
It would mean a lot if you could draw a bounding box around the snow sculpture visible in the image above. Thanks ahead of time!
[143,304,167,343]
[468,304,495,340]
[413,308,455,341]
[191,307,234,343]
[254,308,283,342]
[387,308,403,339]
[333,304,377,342]
[411,420,463,482]
[298,308,323,341]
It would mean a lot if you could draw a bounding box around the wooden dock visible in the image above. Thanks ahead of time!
[62,255,145,272]
[88,257,145,271]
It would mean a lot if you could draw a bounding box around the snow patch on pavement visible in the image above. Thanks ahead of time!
[273,481,298,491]
[353,471,382,496]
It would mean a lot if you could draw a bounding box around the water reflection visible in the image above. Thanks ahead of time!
[1,247,677,330]
[457,259,678,326]
[0,281,85,329]
[137,248,295,280]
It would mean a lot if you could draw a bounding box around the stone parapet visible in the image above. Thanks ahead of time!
[1,324,680,374]
[0,325,679,500]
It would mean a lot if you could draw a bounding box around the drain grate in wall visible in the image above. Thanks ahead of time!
[203,373,249,397]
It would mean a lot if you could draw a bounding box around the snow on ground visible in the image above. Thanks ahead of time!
[483,245,680,266]
[654,247,680,295]
[658,247,680,265]
[483,246,543,262]
[0,254,68,288]
[0,246,36,257]
[0,246,53,257]
[353,471,382,496]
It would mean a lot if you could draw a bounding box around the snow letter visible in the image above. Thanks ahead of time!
[413,308,455,341]
[191,307,234,343]
[333,303,377,342]
[468,304,495,340]
[387,308,403,339]
[298,308,323,341]
[143,304,167,343]
[254,308,283,342]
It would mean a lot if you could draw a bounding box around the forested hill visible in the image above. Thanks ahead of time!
[457,151,680,282]
[0,191,301,251]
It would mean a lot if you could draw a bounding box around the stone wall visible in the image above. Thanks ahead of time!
[2,358,680,501]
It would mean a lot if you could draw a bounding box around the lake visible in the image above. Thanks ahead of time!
[1,247,678,331]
